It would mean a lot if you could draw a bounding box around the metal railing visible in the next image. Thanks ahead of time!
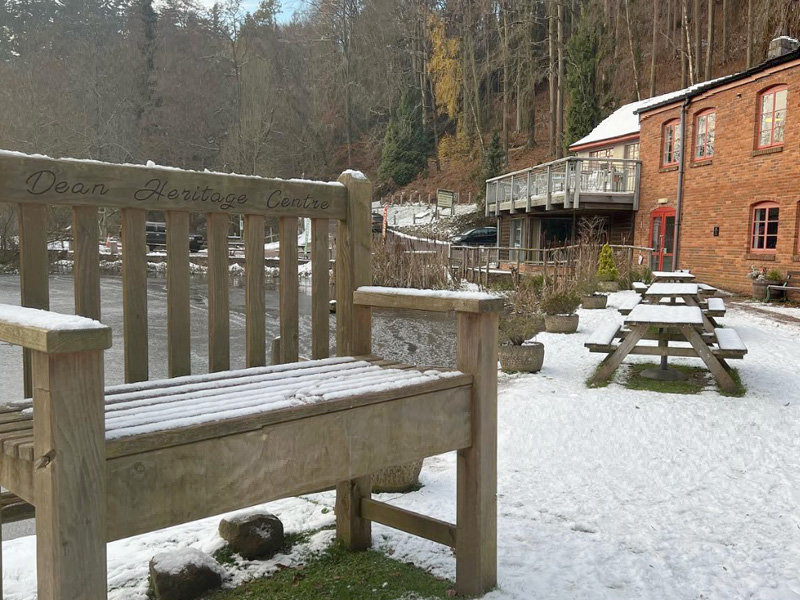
[485,157,641,214]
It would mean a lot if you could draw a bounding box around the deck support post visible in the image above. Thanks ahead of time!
[33,348,107,600]
[335,170,373,551]
[456,311,498,596]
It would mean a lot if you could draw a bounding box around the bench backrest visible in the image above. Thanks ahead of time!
[0,152,372,395]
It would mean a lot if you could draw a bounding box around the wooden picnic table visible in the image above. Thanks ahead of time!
[586,304,745,393]
[652,270,696,283]
[642,282,725,331]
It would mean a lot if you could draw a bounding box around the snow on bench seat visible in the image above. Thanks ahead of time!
[714,328,747,353]
[1,357,470,460]
[618,296,641,315]
[706,297,725,313]
[585,321,621,348]
[632,282,649,293]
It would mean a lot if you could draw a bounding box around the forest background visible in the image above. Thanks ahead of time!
[1,0,799,238]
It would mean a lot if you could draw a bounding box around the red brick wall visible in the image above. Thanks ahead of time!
[636,57,800,293]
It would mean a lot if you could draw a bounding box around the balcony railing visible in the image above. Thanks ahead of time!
[485,157,641,215]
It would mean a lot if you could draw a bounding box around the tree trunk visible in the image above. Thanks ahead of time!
[683,0,694,85]
[693,0,701,78]
[556,0,565,158]
[746,0,753,68]
[502,6,509,154]
[548,0,556,155]
[722,0,728,62]
[613,0,621,60]
[650,0,658,97]
[704,0,714,80]
[624,0,641,101]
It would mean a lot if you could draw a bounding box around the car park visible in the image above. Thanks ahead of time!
[146,221,205,252]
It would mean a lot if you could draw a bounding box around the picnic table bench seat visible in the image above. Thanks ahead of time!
[618,296,641,315]
[631,282,649,293]
[584,321,622,352]
[713,327,747,358]
[705,297,726,317]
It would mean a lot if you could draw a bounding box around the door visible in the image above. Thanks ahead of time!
[650,208,676,271]
[509,219,525,262]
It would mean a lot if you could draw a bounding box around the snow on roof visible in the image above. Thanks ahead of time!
[569,75,733,150]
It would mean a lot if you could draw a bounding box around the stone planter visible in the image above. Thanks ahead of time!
[544,313,579,333]
[581,294,607,309]
[372,460,424,493]
[597,280,619,292]
[498,342,545,373]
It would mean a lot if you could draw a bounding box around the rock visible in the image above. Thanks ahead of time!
[149,548,224,600]
[372,459,424,493]
[218,513,285,560]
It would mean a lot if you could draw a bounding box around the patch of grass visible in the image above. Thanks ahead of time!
[719,368,747,398]
[205,540,456,600]
[623,363,710,395]
[214,531,320,566]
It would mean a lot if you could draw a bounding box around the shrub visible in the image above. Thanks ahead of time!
[540,289,581,315]
[596,243,618,282]
[499,313,544,345]
[766,269,784,282]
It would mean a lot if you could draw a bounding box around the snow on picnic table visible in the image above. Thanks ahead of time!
[3,291,800,599]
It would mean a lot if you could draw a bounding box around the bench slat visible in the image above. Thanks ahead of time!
[586,321,621,347]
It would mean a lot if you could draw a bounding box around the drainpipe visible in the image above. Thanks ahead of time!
[672,97,690,271]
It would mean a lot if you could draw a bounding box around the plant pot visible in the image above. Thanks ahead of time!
[597,281,619,292]
[371,460,424,493]
[498,342,545,373]
[581,294,607,309]
[751,279,775,300]
[544,313,579,333]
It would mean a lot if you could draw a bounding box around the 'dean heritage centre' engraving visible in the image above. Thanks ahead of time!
[24,169,332,213]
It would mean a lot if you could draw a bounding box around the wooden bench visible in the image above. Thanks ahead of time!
[631,282,649,293]
[713,327,748,359]
[618,296,641,315]
[767,271,800,301]
[704,297,726,317]
[584,320,622,352]
[0,154,501,599]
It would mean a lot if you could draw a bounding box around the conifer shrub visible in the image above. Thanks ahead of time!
[596,243,618,282]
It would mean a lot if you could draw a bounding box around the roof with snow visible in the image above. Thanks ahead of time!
[569,42,800,152]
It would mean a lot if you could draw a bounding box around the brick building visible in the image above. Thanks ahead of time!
[487,37,800,293]
[635,38,800,293]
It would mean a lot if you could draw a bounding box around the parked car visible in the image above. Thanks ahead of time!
[371,212,384,233]
[451,227,497,246]
[146,221,205,252]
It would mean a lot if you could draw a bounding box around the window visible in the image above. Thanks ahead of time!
[751,202,779,251]
[662,120,681,167]
[624,143,640,160]
[588,148,613,158]
[757,86,787,149]
[694,110,715,160]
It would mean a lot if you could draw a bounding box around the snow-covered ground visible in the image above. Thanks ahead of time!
[375,201,477,229]
[4,291,800,600]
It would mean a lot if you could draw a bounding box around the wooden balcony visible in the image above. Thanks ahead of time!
[485,157,641,215]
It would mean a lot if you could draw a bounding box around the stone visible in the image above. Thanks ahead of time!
[218,513,285,560]
[149,548,224,600]
[372,460,424,493]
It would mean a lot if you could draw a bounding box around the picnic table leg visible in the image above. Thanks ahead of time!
[678,325,738,393]
[591,324,648,384]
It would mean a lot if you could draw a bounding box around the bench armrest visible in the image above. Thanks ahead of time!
[0,303,112,353]
[354,286,504,314]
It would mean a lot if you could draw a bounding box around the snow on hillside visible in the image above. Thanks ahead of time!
[374,201,478,229]
[3,292,800,599]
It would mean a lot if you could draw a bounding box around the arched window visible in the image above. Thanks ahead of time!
[757,86,787,149]
[751,202,780,251]
[662,119,681,167]
[694,109,716,160]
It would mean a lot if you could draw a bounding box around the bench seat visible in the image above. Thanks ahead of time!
[631,282,648,293]
[618,296,641,315]
[585,321,621,351]
[713,328,747,358]
[1,356,471,463]
[704,297,726,317]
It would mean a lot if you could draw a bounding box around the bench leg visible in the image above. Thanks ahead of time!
[456,312,498,596]
[33,350,107,600]
[590,324,648,384]
[335,476,371,550]
[679,325,738,394]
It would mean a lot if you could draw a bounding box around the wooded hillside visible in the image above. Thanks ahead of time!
[1,0,798,196]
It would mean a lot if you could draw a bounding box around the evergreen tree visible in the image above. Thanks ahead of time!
[565,6,610,148]
[378,87,428,187]
[482,131,505,183]
[597,243,618,281]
